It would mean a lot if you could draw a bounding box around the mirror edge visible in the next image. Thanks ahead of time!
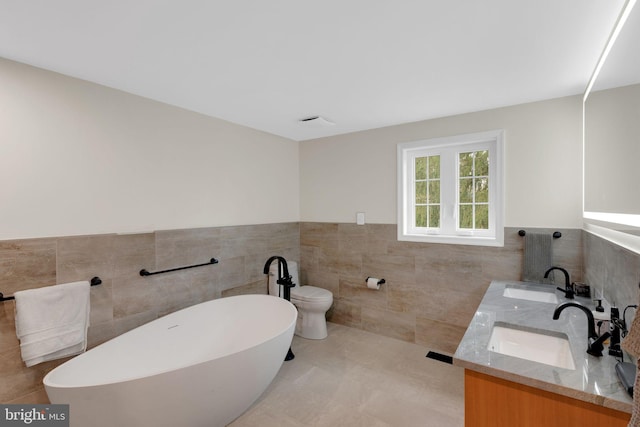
[582,0,640,254]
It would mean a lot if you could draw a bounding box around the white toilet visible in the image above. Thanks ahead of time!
[268,260,333,339]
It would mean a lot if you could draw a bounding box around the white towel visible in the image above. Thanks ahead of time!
[14,281,90,367]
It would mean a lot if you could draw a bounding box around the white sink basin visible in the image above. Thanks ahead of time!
[502,286,559,304]
[487,322,575,370]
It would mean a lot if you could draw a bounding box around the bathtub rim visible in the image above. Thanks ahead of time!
[43,294,297,389]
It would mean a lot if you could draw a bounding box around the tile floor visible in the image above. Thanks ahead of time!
[230,322,464,426]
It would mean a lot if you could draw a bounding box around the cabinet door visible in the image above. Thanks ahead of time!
[464,370,629,427]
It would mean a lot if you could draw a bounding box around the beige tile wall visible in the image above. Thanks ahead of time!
[0,222,584,404]
[0,223,299,403]
[300,223,583,355]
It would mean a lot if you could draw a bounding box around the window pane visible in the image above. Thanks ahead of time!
[415,206,427,227]
[475,204,489,229]
[459,178,473,203]
[428,155,440,179]
[415,181,427,204]
[460,150,490,230]
[475,177,489,203]
[459,152,473,177]
[459,205,473,229]
[429,205,440,228]
[415,157,427,180]
[428,181,440,204]
[476,150,489,176]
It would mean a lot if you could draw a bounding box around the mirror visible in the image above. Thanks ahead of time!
[584,1,640,236]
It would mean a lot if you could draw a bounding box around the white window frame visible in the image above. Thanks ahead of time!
[397,130,504,247]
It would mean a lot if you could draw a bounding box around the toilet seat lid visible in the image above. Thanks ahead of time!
[290,285,332,302]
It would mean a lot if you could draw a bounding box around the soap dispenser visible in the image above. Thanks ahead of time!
[592,299,610,333]
[593,299,607,318]
[594,299,604,313]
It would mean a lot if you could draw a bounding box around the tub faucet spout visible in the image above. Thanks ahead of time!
[263,256,289,277]
[552,301,610,357]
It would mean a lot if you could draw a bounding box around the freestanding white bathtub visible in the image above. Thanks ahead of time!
[44,294,297,427]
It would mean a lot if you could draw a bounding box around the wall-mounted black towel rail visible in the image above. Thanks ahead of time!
[140,258,219,277]
[518,229,562,239]
[0,276,103,302]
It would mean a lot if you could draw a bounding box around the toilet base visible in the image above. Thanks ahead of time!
[294,310,328,340]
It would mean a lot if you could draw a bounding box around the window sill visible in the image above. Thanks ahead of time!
[397,231,504,247]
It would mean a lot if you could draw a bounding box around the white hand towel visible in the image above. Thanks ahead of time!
[14,281,90,367]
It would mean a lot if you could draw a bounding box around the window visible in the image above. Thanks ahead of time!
[397,130,504,246]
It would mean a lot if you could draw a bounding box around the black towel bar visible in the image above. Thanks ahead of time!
[140,258,219,277]
[518,230,562,239]
[0,276,103,302]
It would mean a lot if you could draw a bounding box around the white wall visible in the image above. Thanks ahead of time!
[300,95,583,228]
[0,57,583,239]
[0,58,300,240]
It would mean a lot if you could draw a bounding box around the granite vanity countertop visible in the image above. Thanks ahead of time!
[453,280,633,413]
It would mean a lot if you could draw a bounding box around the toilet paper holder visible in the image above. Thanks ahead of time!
[366,277,386,286]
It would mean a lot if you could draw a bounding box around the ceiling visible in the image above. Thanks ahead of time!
[591,0,640,92]
[0,0,626,141]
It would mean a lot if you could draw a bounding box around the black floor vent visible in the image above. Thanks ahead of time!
[426,351,453,364]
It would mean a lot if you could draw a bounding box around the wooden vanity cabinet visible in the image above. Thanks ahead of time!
[464,370,630,427]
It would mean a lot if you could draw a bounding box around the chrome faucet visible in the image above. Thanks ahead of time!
[552,302,611,357]
[544,266,574,299]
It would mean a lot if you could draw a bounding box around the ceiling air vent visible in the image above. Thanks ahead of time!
[298,116,335,127]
